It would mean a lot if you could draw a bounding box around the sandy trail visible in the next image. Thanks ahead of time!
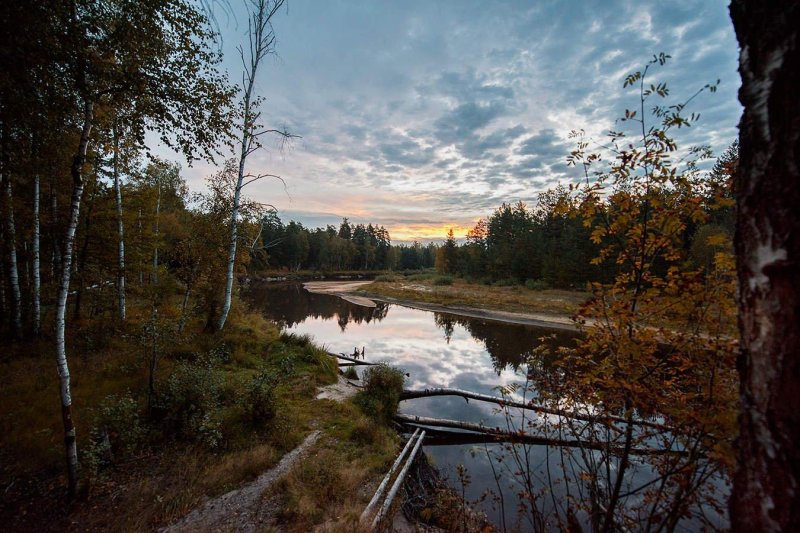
[162,431,322,533]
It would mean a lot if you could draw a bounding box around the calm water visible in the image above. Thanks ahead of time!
[245,282,728,531]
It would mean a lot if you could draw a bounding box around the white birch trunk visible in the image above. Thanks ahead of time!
[56,98,93,497]
[113,126,126,321]
[50,184,59,281]
[33,173,41,335]
[152,182,160,284]
[217,0,286,331]
[3,173,22,338]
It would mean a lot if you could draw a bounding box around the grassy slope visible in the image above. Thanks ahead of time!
[0,296,399,531]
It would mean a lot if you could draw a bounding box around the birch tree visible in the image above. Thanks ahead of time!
[51,0,233,496]
[729,2,800,529]
[1,158,23,339]
[112,120,126,320]
[217,0,294,331]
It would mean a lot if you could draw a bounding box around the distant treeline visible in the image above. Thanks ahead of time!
[248,215,437,272]
[434,143,737,289]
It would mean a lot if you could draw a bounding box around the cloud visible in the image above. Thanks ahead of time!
[151,0,742,242]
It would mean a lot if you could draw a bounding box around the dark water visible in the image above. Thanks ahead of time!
[245,282,728,531]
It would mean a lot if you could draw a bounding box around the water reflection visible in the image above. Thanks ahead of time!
[244,282,727,531]
[245,282,390,330]
[245,282,581,528]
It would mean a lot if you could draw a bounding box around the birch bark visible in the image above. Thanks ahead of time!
[730,2,800,530]
[55,98,93,497]
[113,123,126,320]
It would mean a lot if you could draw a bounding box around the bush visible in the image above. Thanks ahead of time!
[246,369,279,425]
[160,360,224,448]
[85,392,145,475]
[279,331,313,348]
[525,278,550,291]
[433,275,454,286]
[375,274,400,282]
[342,366,359,380]
[492,278,518,287]
[355,364,405,423]
[406,271,437,282]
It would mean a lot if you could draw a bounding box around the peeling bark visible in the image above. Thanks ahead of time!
[55,97,93,497]
[113,123,126,321]
[730,2,800,530]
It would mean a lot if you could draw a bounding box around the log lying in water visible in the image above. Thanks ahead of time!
[328,351,379,366]
[394,414,686,457]
[400,387,669,432]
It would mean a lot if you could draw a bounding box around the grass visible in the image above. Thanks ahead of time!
[0,290,397,531]
[358,275,590,318]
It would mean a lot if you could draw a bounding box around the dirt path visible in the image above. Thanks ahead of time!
[315,374,361,401]
[162,431,321,533]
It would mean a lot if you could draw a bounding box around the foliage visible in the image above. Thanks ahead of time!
[160,359,225,448]
[85,392,146,476]
[524,278,550,291]
[506,55,738,531]
[355,364,405,423]
[245,369,279,425]
[433,275,454,286]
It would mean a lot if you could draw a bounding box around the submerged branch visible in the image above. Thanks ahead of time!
[394,414,687,457]
[400,387,670,432]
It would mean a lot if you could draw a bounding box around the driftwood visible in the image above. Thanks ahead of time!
[361,429,421,524]
[337,362,374,367]
[374,429,426,527]
[400,387,669,432]
[394,414,686,457]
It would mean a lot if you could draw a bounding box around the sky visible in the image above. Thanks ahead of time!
[157,0,742,242]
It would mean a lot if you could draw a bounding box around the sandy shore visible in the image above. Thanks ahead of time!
[302,281,377,307]
[303,281,577,331]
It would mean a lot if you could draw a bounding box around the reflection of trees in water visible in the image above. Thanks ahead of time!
[244,282,389,330]
[433,312,579,375]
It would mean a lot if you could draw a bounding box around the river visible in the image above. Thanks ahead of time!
[245,281,729,531]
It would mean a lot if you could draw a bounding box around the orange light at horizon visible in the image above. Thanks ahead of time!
[389,223,475,243]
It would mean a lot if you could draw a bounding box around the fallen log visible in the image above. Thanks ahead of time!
[400,387,669,432]
[327,351,379,366]
[394,414,687,457]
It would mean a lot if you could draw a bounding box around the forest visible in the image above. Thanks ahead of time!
[1,0,797,531]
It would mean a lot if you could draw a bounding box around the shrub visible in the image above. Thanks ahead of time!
[407,271,437,281]
[246,369,279,425]
[525,278,550,291]
[279,331,313,348]
[492,278,518,287]
[355,364,405,423]
[433,275,454,286]
[85,392,145,475]
[160,360,224,448]
[342,366,359,380]
[375,274,400,282]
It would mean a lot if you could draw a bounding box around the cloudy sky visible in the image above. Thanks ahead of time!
[163,0,741,242]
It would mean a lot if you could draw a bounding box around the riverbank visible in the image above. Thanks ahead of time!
[304,277,588,331]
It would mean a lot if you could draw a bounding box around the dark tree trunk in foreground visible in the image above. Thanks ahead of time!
[730,2,800,530]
